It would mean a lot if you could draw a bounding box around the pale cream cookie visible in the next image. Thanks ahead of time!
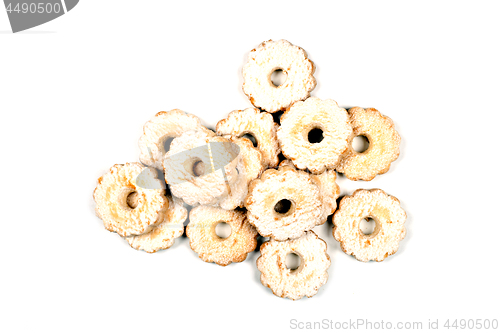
[257,231,330,300]
[187,205,258,266]
[216,107,280,168]
[93,163,168,237]
[242,39,316,113]
[125,194,187,253]
[333,189,406,262]
[139,110,208,170]
[336,107,401,181]
[278,97,353,174]
[245,164,323,241]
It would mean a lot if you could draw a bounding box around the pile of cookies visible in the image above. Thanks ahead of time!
[93,40,407,300]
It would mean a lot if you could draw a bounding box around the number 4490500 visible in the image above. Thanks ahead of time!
[444,319,498,330]
[6,2,62,14]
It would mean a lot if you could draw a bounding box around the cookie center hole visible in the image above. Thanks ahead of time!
[192,160,205,177]
[274,199,292,215]
[271,69,287,87]
[162,137,174,153]
[352,135,370,153]
[285,252,301,271]
[360,217,377,235]
[242,133,258,147]
[215,222,232,239]
[126,191,138,209]
[308,128,324,144]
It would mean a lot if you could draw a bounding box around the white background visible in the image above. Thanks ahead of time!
[1,1,499,332]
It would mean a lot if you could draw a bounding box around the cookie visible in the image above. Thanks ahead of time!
[333,189,406,262]
[242,39,316,113]
[336,107,401,181]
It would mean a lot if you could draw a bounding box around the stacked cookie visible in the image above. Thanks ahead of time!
[93,39,407,300]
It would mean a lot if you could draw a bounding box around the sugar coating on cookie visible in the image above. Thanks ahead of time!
[187,205,258,266]
[280,160,339,224]
[310,168,340,224]
[245,164,323,241]
[333,189,406,262]
[336,107,401,181]
[139,110,208,170]
[278,97,353,174]
[218,136,265,210]
[125,194,186,253]
[242,39,316,113]
[94,163,168,237]
[216,107,280,168]
[257,231,330,300]
[163,130,240,206]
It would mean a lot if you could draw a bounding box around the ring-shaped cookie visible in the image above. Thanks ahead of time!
[217,107,280,168]
[257,231,330,300]
[336,107,401,181]
[333,189,406,262]
[139,110,208,170]
[245,164,322,241]
[186,205,258,266]
[125,194,187,253]
[163,130,240,206]
[278,97,353,174]
[242,39,316,113]
[93,163,168,237]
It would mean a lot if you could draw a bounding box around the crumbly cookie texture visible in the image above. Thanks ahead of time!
[336,107,401,181]
[186,205,258,266]
[278,97,353,174]
[245,164,323,241]
[94,163,168,237]
[125,194,186,253]
[333,189,406,262]
[139,110,208,170]
[242,39,316,113]
[216,107,280,168]
[163,130,239,206]
[257,231,330,300]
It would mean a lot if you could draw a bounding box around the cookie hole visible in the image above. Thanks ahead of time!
[360,217,377,235]
[242,133,258,147]
[215,222,232,239]
[285,252,301,271]
[162,137,174,153]
[126,191,138,209]
[271,69,287,87]
[308,128,324,144]
[352,135,370,153]
[192,160,205,177]
[274,199,293,215]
